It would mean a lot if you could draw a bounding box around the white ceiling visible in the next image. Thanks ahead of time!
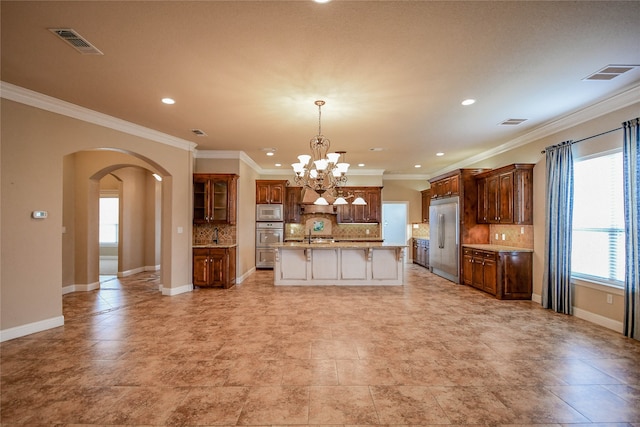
[2,1,639,177]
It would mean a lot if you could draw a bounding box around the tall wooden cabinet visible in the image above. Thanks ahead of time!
[285,186,302,223]
[256,180,286,204]
[421,189,431,223]
[476,164,534,225]
[193,174,238,224]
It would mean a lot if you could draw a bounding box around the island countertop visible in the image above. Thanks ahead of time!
[271,241,407,249]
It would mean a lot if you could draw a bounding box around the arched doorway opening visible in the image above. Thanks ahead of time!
[62,149,170,294]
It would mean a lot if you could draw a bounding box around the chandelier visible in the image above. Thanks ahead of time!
[291,100,366,206]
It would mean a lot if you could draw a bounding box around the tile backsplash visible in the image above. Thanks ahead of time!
[490,224,533,249]
[193,223,236,245]
[411,223,430,239]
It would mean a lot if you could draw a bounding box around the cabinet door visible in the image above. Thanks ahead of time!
[285,187,302,223]
[449,175,459,196]
[269,184,284,204]
[486,175,500,223]
[498,172,514,224]
[413,240,419,264]
[364,188,381,222]
[482,254,497,295]
[193,249,210,286]
[477,178,488,223]
[463,250,473,285]
[256,183,271,204]
[421,190,431,223]
[208,249,227,287]
[499,252,532,299]
[337,202,354,223]
[193,176,210,224]
[471,253,484,290]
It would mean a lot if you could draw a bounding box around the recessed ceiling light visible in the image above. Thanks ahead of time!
[436,152,444,156]
[162,98,175,105]
[414,164,421,168]
[275,163,282,167]
[461,99,476,106]
[358,163,365,167]
[369,147,385,151]
[313,0,332,3]
[266,152,274,157]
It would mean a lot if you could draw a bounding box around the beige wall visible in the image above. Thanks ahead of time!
[1,98,194,337]
[381,179,428,224]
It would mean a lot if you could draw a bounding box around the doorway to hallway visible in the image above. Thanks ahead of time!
[382,202,409,246]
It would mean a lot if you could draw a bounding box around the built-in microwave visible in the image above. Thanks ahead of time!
[256,204,283,222]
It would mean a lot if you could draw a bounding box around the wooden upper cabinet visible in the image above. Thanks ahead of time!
[476,164,534,225]
[256,180,286,204]
[193,174,238,225]
[337,187,382,223]
[421,189,431,223]
[429,174,460,199]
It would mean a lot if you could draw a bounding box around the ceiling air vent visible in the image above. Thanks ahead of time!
[500,118,528,126]
[191,129,208,137]
[49,28,103,55]
[584,65,637,81]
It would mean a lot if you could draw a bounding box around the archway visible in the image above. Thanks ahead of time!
[62,149,171,294]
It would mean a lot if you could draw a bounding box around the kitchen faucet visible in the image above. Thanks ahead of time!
[213,227,219,244]
[307,229,312,244]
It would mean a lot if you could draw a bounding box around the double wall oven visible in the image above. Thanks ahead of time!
[256,204,283,269]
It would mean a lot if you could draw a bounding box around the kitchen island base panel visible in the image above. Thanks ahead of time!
[274,245,405,286]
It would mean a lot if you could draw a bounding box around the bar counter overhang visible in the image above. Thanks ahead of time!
[271,242,407,286]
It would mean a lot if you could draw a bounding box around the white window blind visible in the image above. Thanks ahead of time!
[571,151,625,285]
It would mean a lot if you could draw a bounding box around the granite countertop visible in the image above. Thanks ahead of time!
[285,238,384,242]
[462,243,533,253]
[193,243,238,248]
[272,241,406,249]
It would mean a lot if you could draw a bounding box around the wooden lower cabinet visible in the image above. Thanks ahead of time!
[413,238,429,268]
[193,246,236,288]
[462,247,532,299]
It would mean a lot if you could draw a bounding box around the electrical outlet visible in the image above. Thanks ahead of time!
[521,226,525,234]
[501,233,506,240]
[607,294,613,304]
[495,233,499,240]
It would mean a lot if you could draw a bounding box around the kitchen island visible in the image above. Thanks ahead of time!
[272,241,406,286]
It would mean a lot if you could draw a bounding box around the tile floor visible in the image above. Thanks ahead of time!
[2,265,640,426]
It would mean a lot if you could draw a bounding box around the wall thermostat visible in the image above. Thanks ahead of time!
[32,211,48,219]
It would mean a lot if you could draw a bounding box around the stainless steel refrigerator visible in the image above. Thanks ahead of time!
[429,196,460,283]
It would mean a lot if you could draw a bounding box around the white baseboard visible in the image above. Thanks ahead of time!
[237,267,256,284]
[573,307,624,333]
[118,266,146,277]
[145,264,161,272]
[1,316,65,342]
[161,283,193,296]
[62,281,100,295]
[532,292,622,333]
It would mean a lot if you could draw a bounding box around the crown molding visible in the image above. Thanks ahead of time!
[195,150,263,174]
[430,82,640,178]
[382,174,430,181]
[1,81,197,152]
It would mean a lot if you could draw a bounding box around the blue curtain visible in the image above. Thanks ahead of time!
[542,141,574,314]
[623,118,640,340]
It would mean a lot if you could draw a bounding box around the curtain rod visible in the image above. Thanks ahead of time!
[540,126,623,154]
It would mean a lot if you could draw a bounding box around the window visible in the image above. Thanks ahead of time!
[99,197,119,244]
[571,151,624,286]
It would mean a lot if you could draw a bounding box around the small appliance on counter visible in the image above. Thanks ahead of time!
[256,204,284,269]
